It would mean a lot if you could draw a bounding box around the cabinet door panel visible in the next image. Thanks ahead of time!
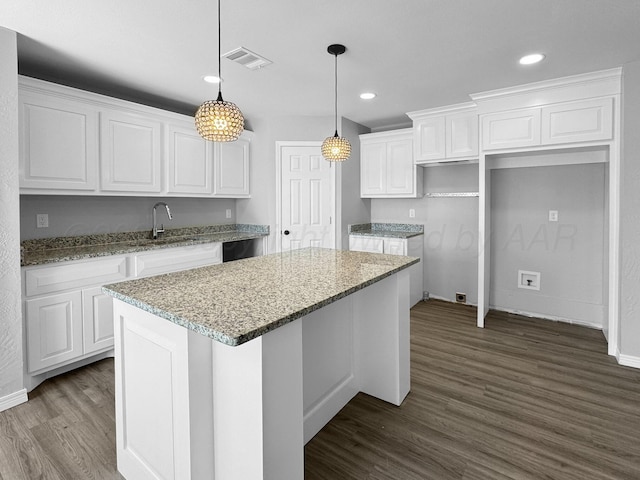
[482,108,541,150]
[134,243,222,278]
[414,117,445,161]
[360,142,387,196]
[83,286,115,354]
[349,236,384,254]
[447,113,478,158]
[384,238,407,256]
[541,98,613,145]
[168,124,213,194]
[25,256,128,297]
[26,291,83,373]
[100,111,162,192]
[214,138,250,197]
[20,93,98,190]
[386,139,414,195]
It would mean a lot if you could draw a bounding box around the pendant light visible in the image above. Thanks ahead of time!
[321,44,351,162]
[195,0,244,142]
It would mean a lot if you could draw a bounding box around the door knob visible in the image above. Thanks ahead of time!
[283,230,290,235]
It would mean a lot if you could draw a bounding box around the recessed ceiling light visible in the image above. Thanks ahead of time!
[360,92,376,100]
[519,53,545,65]
[203,75,221,84]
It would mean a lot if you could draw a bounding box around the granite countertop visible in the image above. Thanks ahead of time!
[103,247,419,347]
[21,224,269,267]
[348,223,424,239]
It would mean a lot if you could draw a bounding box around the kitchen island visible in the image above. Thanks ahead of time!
[103,247,418,480]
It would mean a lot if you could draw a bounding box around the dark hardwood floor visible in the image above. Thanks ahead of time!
[1,300,639,479]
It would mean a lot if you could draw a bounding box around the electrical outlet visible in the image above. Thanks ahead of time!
[548,210,558,222]
[36,213,49,228]
[455,292,466,303]
[225,209,232,219]
[409,208,415,218]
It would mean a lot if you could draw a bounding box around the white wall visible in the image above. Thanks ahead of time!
[20,195,236,240]
[489,162,606,327]
[339,118,371,249]
[371,164,479,303]
[236,115,368,253]
[0,27,25,408]
[620,59,640,360]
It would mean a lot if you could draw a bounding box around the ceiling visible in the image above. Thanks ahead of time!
[2,0,640,131]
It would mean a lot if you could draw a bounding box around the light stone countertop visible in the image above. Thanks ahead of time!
[348,223,424,239]
[21,224,268,267]
[103,247,419,346]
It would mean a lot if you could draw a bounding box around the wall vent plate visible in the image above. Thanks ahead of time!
[518,270,541,290]
[222,47,272,70]
[455,292,466,303]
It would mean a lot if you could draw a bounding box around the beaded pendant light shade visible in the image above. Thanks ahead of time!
[195,0,244,142]
[321,44,351,162]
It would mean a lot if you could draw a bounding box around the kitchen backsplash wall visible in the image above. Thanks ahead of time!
[20,195,236,240]
[371,164,479,304]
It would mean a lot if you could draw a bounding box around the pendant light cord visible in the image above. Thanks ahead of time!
[217,0,222,98]
[333,52,338,136]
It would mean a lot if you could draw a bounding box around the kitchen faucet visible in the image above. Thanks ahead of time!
[152,202,172,239]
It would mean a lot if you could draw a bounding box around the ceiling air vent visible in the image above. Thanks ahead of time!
[222,47,272,70]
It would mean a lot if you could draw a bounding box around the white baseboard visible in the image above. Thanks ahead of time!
[617,353,640,369]
[489,305,603,330]
[303,373,358,444]
[0,388,28,413]
[427,294,477,307]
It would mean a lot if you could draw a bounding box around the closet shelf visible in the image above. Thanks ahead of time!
[424,192,479,198]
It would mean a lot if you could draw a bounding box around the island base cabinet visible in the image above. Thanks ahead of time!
[113,269,410,480]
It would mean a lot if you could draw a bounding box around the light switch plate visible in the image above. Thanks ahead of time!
[409,208,415,218]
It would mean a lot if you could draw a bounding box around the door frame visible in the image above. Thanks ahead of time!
[275,141,338,253]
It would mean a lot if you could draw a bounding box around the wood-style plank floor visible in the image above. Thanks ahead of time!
[1,300,639,479]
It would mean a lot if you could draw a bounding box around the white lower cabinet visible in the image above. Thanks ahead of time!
[82,286,116,355]
[23,243,223,376]
[349,235,424,306]
[25,291,84,373]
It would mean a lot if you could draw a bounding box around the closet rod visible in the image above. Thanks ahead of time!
[424,192,479,198]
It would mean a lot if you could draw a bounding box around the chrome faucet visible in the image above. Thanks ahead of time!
[152,202,172,239]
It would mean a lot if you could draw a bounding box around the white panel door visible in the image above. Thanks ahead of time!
[167,123,213,194]
[214,136,250,197]
[82,286,115,354]
[385,139,414,195]
[26,291,83,373]
[482,108,541,150]
[384,238,407,256]
[414,116,445,161]
[360,141,387,196]
[19,92,98,191]
[541,97,613,145]
[280,145,334,251]
[447,112,479,158]
[100,110,162,192]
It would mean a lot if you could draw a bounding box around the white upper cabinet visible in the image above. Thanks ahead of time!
[167,122,213,195]
[408,103,478,164]
[413,116,445,161]
[482,107,542,150]
[360,129,422,198]
[480,98,614,152]
[19,90,99,190]
[17,77,251,198]
[541,97,613,145]
[214,132,252,197]
[100,110,162,192]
